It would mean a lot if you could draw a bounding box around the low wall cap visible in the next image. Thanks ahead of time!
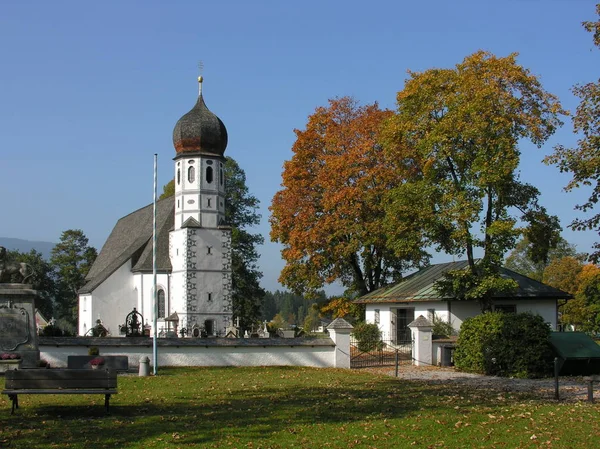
[408,315,433,328]
[327,318,354,330]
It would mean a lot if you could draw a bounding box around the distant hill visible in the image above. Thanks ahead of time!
[0,237,55,259]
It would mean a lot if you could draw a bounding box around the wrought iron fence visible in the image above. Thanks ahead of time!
[350,331,413,369]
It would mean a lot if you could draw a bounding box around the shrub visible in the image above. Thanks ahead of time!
[352,322,383,352]
[88,347,100,356]
[454,312,553,378]
[431,316,456,338]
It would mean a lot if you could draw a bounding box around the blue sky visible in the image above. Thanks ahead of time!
[1,0,598,294]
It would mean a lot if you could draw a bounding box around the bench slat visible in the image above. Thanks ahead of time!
[5,379,117,389]
[2,389,117,395]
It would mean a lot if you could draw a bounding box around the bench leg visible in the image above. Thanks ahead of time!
[105,394,110,414]
[8,395,17,415]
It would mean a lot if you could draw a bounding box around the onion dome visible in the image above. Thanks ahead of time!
[172,76,228,156]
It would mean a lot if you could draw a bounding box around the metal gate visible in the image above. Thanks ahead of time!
[350,332,413,368]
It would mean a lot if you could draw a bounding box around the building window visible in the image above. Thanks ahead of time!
[495,305,516,314]
[206,166,213,184]
[374,309,380,324]
[427,308,435,322]
[157,289,165,319]
[207,246,212,255]
[207,292,212,302]
[188,166,195,183]
[207,198,211,207]
[177,169,181,185]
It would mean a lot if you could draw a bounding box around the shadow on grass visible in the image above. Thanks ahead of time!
[0,367,458,448]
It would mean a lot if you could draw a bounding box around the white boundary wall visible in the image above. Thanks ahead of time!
[39,337,348,370]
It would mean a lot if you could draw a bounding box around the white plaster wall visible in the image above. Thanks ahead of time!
[368,300,558,335]
[80,261,137,336]
[78,294,93,336]
[138,273,171,331]
[40,344,335,369]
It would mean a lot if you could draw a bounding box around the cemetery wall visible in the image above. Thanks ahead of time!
[39,337,339,370]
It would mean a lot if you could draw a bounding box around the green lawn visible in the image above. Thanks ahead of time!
[1,367,599,448]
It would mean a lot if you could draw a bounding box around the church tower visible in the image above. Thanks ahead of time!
[169,76,232,336]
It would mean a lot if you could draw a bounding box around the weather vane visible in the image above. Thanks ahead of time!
[197,61,204,94]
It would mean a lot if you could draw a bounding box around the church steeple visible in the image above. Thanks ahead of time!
[172,77,227,230]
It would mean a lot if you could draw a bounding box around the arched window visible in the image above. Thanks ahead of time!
[206,166,213,184]
[188,166,195,183]
[177,169,181,185]
[157,289,165,319]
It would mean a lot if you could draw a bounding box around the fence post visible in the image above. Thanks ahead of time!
[395,350,399,377]
[408,316,433,366]
[327,318,354,369]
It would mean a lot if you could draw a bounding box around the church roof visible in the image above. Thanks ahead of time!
[80,196,174,294]
[172,77,228,157]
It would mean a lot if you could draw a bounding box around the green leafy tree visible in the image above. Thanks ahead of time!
[160,157,265,332]
[303,304,321,333]
[225,158,266,332]
[50,229,97,327]
[384,51,566,310]
[5,249,57,319]
[544,5,600,262]
[504,236,579,281]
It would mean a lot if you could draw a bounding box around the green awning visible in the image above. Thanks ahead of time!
[549,332,600,360]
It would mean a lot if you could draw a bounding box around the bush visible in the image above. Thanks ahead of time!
[352,322,383,352]
[432,316,456,338]
[88,347,100,356]
[454,312,553,378]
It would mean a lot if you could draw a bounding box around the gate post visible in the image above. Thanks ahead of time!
[408,316,433,366]
[327,318,354,369]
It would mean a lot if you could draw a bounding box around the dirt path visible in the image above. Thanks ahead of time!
[360,365,599,402]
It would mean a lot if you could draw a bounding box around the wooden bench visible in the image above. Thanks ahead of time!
[2,369,118,414]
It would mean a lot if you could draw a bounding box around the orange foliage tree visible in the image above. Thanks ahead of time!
[270,97,428,297]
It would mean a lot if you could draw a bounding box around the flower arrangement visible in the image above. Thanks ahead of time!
[90,357,105,367]
[0,353,21,360]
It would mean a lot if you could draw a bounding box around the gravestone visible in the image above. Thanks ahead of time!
[0,284,40,368]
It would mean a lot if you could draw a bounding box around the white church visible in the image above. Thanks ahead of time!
[78,77,233,337]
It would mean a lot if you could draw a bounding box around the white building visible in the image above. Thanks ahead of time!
[78,77,233,337]
[355,261,571,341]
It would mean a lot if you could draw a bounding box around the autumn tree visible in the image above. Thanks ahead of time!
[542,256,584,295]
[383,51,566,310]
[561,264,600,333]
[270,97,428,298]
[545,4,600,262]
[504,236,579,281]
[50,229,97,327]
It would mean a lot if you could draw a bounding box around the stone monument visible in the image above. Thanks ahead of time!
[0,247,40,367]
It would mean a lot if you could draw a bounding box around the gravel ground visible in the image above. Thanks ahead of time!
[359,365,599,402]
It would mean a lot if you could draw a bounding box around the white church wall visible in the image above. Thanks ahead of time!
[78,294,93,336]
[136,272,171,332]
[82,261,137,336]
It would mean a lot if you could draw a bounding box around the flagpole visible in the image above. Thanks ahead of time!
[152,153,158,375]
